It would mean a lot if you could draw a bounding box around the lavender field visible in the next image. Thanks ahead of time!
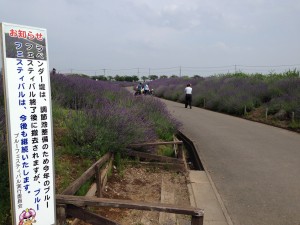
[150,70,300,130]
[0,73,179,224]
[1,70,299,223]
[51,73,180,156]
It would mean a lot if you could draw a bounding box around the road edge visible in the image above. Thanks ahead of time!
[178,130,234,225]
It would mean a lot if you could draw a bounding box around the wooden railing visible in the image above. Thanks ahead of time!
[57,194,204,225]
[56,141,204,225]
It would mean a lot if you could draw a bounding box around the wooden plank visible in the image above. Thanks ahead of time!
[128,141,183,147]
[71,156,113,225]
[138,161,185,171]
[95,165,102,198]
[124,149,184,164]
[191,215,204,225]
[62,152,112,195]
[56,195,204,217]
[66,204,121,225]
[100,154,114,191]
[56,204,66,225]
[173,135,183,159]
[178,143,183,159]
[71,183,97,225]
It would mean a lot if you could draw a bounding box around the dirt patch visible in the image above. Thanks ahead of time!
[73,163,192,225]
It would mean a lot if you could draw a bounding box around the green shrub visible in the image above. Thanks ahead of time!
[0,150,10,225]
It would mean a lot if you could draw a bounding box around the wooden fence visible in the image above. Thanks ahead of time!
[56,141,204,225]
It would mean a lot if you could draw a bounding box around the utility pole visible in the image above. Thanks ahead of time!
[149,68,151,76]
[103,68,106,76]
[137,68,140,79]
[179,66,182,77]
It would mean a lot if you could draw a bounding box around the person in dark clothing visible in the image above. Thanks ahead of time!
[184,83,192,109]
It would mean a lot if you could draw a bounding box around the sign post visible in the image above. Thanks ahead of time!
[0,22,56,225]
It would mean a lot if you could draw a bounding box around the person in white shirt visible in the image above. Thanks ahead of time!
[144,83,150,95]
[184,83,192,109]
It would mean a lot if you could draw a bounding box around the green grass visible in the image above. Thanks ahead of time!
[75,178,94,196]
[157,145,175,157]
[55,152,93,193]
[0,150,10,225]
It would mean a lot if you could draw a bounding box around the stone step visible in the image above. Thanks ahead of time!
[159,175,178,225]
[189,170,228,225]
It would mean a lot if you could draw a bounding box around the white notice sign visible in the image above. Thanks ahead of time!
[0,22,56,225]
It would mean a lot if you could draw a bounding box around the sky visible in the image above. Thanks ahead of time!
[1,0,300,77]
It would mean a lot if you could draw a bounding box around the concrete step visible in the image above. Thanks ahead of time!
[189,170,228,225]
[159,175,178,225]
[140,211,160,225]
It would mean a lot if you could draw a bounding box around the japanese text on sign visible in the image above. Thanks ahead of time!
[0,22,55,225]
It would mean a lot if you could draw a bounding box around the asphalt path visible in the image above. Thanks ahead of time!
[160,98,300,225]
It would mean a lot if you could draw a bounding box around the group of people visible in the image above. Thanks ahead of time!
[135,82,153,95]
[134,82,192,109]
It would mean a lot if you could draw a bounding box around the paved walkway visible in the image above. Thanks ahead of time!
[162,98,300,225]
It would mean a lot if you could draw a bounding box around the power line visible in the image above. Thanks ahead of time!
[237,64,300,68]
[57,64,300,76]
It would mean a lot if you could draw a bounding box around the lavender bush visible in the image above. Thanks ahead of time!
[0,72,180,223]
[150,70,300,129]
[150,74,269,115]
[51,73,179,158]
[267,77,300,119]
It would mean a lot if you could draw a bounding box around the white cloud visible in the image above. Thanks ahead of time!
[0,0,299,74]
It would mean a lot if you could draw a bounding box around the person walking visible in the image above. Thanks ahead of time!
[136,82,143,95]
[184,83,192,109]
[144,83,150,95]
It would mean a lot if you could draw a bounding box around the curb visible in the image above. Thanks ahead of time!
[177,130,234,225]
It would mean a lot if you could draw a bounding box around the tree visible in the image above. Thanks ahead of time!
[149,75,158,80]
[132,75,139,82]
[113,75,139,82]
[141,76,148,82]
[114,75,125,81]
[92,75,107,81]
[160,75,168,79]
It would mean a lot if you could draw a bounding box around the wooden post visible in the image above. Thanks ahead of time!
[191,215,204,225]
[174,142,178,157]
[244,105,247,115]
[203,98,206,108]
[265,108,268,120]
[56,204,66,225]
[95,164,102,198]
[101,155,114,192]
[177,143,183,159]
[292,112,295,123]
[62,152,111,195]
[173,135,177,157]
